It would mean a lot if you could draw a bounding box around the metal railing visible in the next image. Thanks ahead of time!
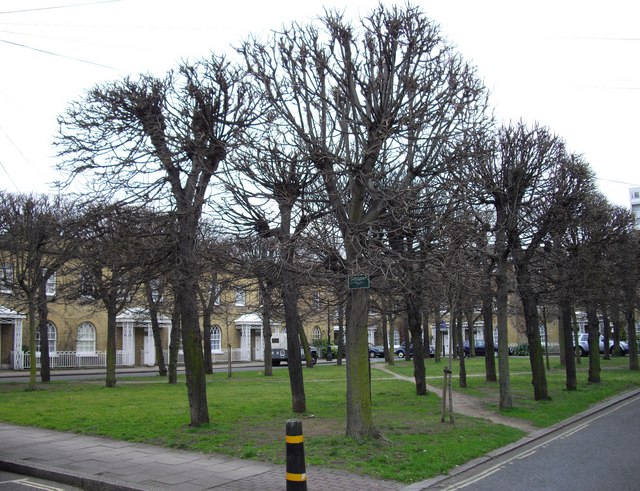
[20,351,131,369]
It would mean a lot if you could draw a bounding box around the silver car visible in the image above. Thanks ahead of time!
[577,334,628,356]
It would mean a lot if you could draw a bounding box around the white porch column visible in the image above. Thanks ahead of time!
[12,318,23,370]
[144,326,155,366]
[122,322,134,366]
[240,326,251,361]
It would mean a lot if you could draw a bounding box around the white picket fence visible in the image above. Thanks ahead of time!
[18,347,254,370]
[20,351,130,369]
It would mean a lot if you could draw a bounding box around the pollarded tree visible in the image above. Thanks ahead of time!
[461,123,593,403]
[568,195,636,382]
[74,203,154,388]
[218,121,327,413]
[56,55,257,426]
[0,192,80,387]
[242,4,489,439]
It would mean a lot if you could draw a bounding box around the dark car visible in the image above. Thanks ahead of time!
[462,340,513,357]
[368,344,385,358]
[395,343,434,358]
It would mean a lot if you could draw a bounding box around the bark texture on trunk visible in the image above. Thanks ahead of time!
[281,270,306,413]
[627,311,639,371]
[407,292,427,395]
[345,287,380,439]
[105,302,117,388]
[560,301,577,390]
[38,283,50,383]
[586,304,601,384]
[514,252,549,400]
[495,222,512,409]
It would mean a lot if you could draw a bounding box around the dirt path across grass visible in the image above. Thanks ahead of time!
[372,364,537,433]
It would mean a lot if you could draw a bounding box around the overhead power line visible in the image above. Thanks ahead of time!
[0,38,117,69]
[0,0,121,16]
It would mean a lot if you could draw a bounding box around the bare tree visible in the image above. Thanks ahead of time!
[241,4,488,438]
[74,203,150,388]
[0,193,79,387]
[56,55,257,426]
[218,116,327,412]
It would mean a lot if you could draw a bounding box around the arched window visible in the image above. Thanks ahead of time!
[76,322,96,353]
[393,329,400,347]
[312,326,321,342]
[210,325,222,352]
[36,322,57,353]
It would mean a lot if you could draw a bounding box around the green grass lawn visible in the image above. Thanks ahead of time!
[0,356,638,484]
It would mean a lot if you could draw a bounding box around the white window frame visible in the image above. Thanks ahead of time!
[210,325,222,353]
[45,271,56,297]
[213,283,221,305]
[312,326,321,341]
[235,288,246,307]
[36,322,57,354]
[1,265,13,294]
[76,322,96,354]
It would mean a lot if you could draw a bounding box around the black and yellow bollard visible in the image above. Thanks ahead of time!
[286,419,307,490]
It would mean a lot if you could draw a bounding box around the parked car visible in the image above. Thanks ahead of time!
[576,334,628,357]
[462,340,513,357]
[368,344,385,358]
[394,343,434,358]
[271,334,318,366]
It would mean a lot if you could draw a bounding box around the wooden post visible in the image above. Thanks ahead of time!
[286,419,307,490]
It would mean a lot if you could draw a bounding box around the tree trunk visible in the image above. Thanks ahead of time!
[281,271,306,413]
[572,310,581,365]
[466,309,475,358]
[456,308,467,388]
[176,214,209,426]
[38,281,51,383]
[27,299,37,390]
[346,287,380,439]
[560,300,577,390]
[403,316,411,361]
[514,254,549,401]
[382,312,392,365]
[602,306,611,359]
[298,323,314,369]
[407,292,427,395]
[145,284,167,377]
[626,310,638,371]
[337,301,345,366]
[481,283,497,382]
[168,308,180,384]
[105,300,117,388]
[260,280,273,376]
[586,303,601,383]
[494,226,512,409]
[202,310,213,374]
[611,305,622,357]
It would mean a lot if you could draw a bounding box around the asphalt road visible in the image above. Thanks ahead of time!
[0,470,80,490]
[429,392,640,490]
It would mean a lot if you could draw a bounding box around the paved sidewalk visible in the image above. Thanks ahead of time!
[0,422,404,490]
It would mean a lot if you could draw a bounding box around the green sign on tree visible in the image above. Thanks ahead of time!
[348,274,370,289]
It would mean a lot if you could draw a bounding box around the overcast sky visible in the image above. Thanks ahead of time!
[1,0,639,207]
